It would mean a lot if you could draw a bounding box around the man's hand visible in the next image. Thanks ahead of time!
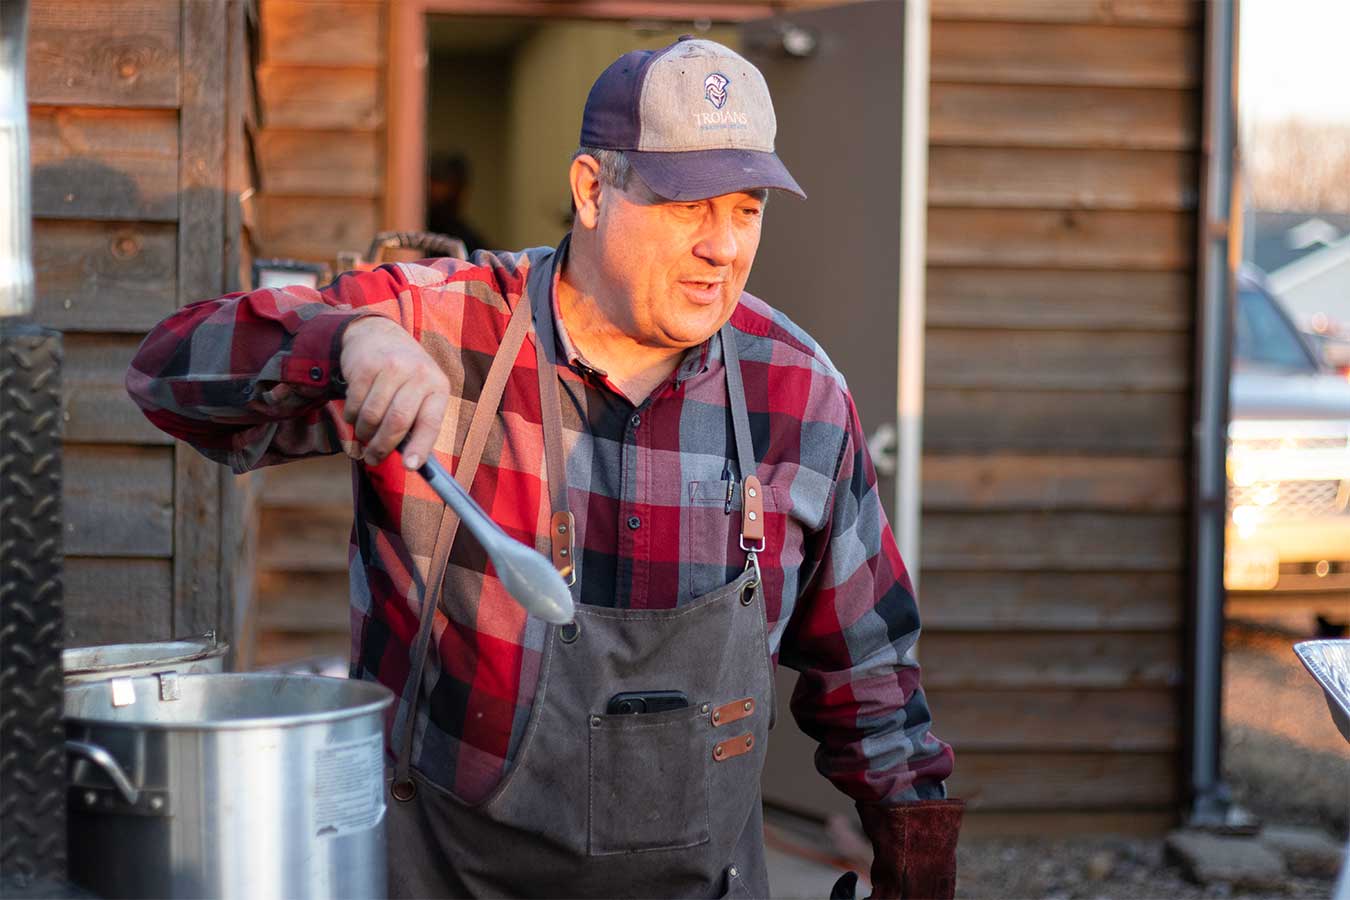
[340,316,449,469]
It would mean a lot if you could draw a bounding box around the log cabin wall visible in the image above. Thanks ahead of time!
[919,0,1201,834]
[27,0,258,653]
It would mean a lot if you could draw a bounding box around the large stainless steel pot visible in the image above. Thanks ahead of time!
[63,637,228,684]
[64,673,393,899]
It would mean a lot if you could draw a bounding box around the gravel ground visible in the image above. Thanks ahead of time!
[1223,622,1350,835]
[953,835,1337,899]
[768,621,1348,899]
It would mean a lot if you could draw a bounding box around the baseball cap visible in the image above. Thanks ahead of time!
[580,36,806,202]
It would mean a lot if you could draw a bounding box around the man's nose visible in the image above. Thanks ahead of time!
[693,215,738,267]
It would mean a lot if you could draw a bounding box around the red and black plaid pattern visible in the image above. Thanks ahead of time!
[126,248,953,805]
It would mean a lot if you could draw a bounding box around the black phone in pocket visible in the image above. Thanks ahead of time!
[605,690,689,715]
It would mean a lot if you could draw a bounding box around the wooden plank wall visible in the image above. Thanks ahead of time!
[28,0,254,651]
[919,0,1201,835]
[252,0,383,261]
[245,0,386,665]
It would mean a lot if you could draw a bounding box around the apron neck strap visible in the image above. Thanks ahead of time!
[394,281,536,794]
[527,245,576,584]
[719,324,764,555]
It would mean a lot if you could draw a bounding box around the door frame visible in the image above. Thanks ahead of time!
[385,0,778,231]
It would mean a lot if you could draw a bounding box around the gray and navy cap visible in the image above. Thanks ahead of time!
[580,36,806,202]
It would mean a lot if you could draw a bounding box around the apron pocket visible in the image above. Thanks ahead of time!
[587,704,711,856]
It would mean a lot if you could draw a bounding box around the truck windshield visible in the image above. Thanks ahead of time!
[1236,288,1318,373]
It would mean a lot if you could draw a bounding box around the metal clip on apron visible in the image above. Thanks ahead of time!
[387,241,775,899]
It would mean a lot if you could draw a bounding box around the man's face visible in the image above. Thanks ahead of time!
[589,179,765,349]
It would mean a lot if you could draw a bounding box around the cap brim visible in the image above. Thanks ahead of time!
[627,148,806,201]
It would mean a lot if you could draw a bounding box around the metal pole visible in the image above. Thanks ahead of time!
[896,0,929,592]
[1187,0,1243,829]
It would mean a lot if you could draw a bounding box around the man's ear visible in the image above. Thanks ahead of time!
[569,154,603,229]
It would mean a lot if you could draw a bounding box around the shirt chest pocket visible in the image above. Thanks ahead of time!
[680,480,783,601]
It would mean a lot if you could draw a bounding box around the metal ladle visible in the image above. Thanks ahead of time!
[410,450,575,625]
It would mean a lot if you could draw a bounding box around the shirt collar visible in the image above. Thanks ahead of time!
[547,235,715,386]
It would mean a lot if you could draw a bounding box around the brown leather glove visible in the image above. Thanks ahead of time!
[856,799,965,900]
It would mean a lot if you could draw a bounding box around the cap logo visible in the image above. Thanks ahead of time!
[703,72,730,110]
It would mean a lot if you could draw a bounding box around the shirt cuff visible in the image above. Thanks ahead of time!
[279,307,384,395]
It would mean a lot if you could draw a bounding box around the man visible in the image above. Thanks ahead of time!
[127,37,962,899]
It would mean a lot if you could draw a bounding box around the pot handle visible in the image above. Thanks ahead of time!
[66,739,139,805]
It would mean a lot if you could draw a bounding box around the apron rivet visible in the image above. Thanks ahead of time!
[700,703,710,714]
[740,588,753,606]
[391,779,417,802]
[729,867,739,878]
[590,715,601,728]
[560,621,580,643]
[743,701,752,712]
[747,511,757,522]
[714,745,724,758]
[747,487,757,498]
[713,711,721,723]
[745,736,753,748]
[557,523,567,534]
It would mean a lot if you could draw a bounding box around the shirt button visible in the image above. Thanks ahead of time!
[626,515,641,530]
[309,366,323,382]
[629,413,641,428]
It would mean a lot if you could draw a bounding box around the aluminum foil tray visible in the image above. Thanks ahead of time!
[1293,639,1350,744]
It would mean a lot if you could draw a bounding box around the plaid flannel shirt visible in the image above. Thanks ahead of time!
[126,247,953,806]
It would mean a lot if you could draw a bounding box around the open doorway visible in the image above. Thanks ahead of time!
[422,16,741,253]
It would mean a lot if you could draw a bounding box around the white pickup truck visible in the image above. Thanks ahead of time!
[1226,266,1350,630]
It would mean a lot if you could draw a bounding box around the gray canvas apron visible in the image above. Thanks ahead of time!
[385,246,775,899]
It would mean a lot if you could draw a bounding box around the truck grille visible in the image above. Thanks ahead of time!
[1228,479,1347,520]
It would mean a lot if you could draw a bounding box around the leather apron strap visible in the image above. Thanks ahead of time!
[719,324,766,574]
[528,251,576,583]
[392,279,538,795]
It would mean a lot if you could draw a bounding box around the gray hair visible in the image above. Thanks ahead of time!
[573,146,636,191]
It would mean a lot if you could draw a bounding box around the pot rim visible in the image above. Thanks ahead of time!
[63,639,227,676]
[64,672,394,731]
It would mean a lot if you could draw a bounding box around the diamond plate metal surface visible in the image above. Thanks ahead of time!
[0,323,67,886]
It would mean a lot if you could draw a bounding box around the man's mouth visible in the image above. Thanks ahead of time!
[677,280,725,304]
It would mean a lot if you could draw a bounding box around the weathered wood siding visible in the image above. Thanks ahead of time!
[245,0,383,664]
[252,0,383,261]
[920,0,1201,834]
[28,0,257,652]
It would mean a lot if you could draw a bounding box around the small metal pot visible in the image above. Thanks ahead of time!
[63,637,228,684]
[65,672,393,899]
